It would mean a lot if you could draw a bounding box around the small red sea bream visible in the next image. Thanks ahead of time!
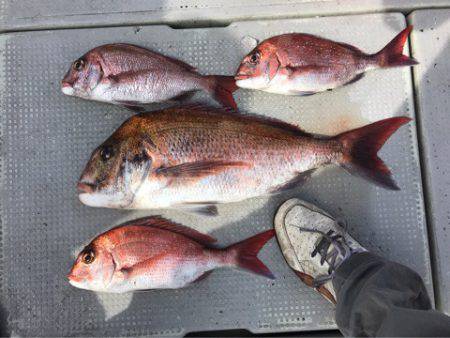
[77,105,410,213]
[235,26,417,95]
[68,216,274,293]
[61,43,237,110]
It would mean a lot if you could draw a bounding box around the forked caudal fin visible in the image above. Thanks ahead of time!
[203,75,238,110]
[226,229,275,279]
[337,116,411,190]
[374,25,418,68]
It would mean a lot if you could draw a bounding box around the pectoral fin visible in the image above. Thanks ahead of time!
[284,65,328,79]
[268,56,280,81]
[156,160,250,179]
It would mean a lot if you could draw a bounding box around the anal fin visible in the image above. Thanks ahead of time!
[192,205,218,217]
[343,73,365,87]
[177,202,219,217]
[294,91,317,96]
[192,270,213,283]
[271,169,316,194]
[114,100,146,112]
[171,91,197,103]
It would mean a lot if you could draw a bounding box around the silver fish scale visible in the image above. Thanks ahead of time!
[0,13,430,336]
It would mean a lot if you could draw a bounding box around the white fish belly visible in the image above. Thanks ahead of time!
[132,159,318,209]
[107,257,218,292]
[90,74,200,103]
[265,72,329,95]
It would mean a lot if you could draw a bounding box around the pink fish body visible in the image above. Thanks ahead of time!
[61,43,237,110]
[235,26,417,95]
[68,217,274,293]
[77,105,410,213]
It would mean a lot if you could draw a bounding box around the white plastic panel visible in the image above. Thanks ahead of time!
[409,9,450,315]
[0,13,431,336]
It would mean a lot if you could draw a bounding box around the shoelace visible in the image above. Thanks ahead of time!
[294,224,355,287]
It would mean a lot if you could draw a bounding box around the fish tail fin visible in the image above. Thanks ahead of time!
[203,75,238,110]
[337,116,411,190]
[226,229,275,279]
[373,25,418,68]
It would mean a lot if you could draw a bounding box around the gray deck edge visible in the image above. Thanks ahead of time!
[0,1,450,32]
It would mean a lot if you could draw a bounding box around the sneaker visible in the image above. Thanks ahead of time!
[274,198,366,304]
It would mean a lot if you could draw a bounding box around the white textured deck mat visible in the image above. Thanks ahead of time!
[409,9,450,315]
[0,13,430,336]
[1,0,450,31]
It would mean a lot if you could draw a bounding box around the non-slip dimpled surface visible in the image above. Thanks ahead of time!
[0,13,430,336]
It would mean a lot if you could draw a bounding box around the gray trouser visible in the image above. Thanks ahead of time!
[333,252,450,337]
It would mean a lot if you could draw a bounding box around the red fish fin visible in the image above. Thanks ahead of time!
[374,26,418,68]
[122,216,217,245]
[175,202,219,217]
[337,116,411,190]
[270,169,317,194]
[193,270,213,283]
[119,253,168,282]
[156,160,250,179]
[188,204,219,217]
[171,91,196,103]
[203,75,238,109]
[343,73,365,87]
[114,100,146,112]
[227,229,275,279]
[268,57,280,81]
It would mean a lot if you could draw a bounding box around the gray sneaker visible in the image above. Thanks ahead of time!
[274,198,366,304]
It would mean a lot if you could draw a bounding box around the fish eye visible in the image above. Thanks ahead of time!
[82,250,95,264]
[73,59,85,71]
[100,146,114,162]
[249,51,260,65]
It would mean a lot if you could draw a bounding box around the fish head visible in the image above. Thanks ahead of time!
[61,51,103,98]
[68,242,115,292]
[78,122,155,209]
[235,43,280,90]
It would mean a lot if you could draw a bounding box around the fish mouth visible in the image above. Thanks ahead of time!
[67,269,86,287]
[235,73,252,80]
[68,277,87,290]
[67,272,81,282]
[61,80,72,87]
[77,181,96,194]
[61,79,77,94]
[61,82,74,95]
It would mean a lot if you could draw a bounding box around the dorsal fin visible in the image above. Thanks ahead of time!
[158,104,310,137]
[119,216,217,245]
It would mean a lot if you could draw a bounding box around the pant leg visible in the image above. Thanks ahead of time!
[332,252,450,337]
